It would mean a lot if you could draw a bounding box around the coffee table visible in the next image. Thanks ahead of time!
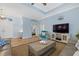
[29,40,56,56]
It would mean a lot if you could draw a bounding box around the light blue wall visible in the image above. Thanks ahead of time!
[23,17,32,38]
[12,16,23,38]
[40,7,79,40]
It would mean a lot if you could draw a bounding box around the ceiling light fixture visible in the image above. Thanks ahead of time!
[42,3,47,6]
[31,3,47,6]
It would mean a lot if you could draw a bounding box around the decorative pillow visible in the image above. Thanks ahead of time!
[75,40,79,50]
[0,39,7,47]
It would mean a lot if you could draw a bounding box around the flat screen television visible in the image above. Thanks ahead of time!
[53,23,69,33]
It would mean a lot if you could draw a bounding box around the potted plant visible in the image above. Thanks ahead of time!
[76,33,79,39]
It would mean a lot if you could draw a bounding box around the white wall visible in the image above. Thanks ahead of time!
[0,19,13,38]
[0,4,32,38]
[0,16,23,38]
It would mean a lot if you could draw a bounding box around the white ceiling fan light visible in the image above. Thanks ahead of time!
[42,3,47,6]
[0,16,6,20]
[31,3,34,5]
[0,16,13,21]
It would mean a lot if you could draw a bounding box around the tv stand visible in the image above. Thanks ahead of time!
[51,33,69,43]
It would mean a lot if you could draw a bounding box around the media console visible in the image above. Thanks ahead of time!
[51,33,69,43]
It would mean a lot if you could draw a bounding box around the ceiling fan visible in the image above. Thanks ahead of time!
[31,3,47,6]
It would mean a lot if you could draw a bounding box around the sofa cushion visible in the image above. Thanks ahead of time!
[75,40,79,50]
[59,39,78,56]
[73,50,79,56]
[59,43,77,56]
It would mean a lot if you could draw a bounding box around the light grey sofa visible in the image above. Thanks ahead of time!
[59,39,78,56]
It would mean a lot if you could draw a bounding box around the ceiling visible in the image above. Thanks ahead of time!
[0,3,79,20]
[31,3,63,13]
[23,3,79,20]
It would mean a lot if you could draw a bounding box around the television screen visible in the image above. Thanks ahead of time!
[53,23,69,33]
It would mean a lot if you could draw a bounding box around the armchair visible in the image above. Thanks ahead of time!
[39,31,48,44]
